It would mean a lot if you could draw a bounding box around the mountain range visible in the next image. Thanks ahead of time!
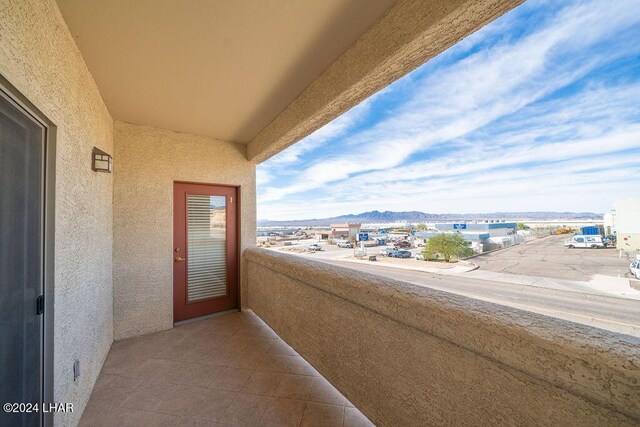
[257,210,603,227]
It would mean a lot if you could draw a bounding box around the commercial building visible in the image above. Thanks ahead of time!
[314,232,331,241]
[434,221,517,237]
[361,221,411,232]
[1,1,636,426]
[614,199,640,254]
[522,219,602,229]
[414,231,488,254]
[416,222,519,254]
[330,223,362,240]
[604,210,617,236]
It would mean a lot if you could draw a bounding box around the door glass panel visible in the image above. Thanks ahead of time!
[187,195,227,302]
[0,94,43,427]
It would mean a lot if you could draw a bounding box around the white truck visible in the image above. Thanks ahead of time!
[564,235,606,249]
[629,254,640,280]
[630,260,640,280]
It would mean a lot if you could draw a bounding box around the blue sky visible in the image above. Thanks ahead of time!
[257,0,640,220]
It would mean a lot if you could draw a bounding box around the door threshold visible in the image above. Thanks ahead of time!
[173,308,239,327]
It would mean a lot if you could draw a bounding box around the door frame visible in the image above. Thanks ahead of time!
[173,181,241,322]
[0,74,56,427]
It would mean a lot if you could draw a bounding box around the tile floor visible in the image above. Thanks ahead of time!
[80,311,375,426]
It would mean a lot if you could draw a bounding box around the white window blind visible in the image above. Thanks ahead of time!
[187,195,227,302]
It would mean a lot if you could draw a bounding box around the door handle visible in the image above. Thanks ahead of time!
[175,257,186,262]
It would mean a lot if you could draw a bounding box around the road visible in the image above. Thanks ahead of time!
[269,237,640,336]
[320,258,640,337]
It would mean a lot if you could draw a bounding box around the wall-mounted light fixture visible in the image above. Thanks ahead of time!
[92,147,112,173]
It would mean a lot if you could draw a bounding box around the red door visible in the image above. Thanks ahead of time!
[173,182,238,321]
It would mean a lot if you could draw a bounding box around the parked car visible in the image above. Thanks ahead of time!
[337,241,354,248]
[380,248,396,257]
[394,240,412,249]
[392,250,412,258]
[564,235,606,249]
[415,253,425,261]
[630,261,640,280]
[308,243,322,251]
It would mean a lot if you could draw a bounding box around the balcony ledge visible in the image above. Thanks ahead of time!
[246,247,640,425]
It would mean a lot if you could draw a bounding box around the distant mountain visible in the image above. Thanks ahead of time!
[257,210,603,227]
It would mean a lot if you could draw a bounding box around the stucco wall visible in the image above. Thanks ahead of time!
[113,121,256,340]
[246,248,640,426]
[0,0,114,425]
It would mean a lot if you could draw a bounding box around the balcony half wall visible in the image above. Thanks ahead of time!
[246,248,640,426]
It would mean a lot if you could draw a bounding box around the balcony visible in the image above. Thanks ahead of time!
[80,248,639,426]
[81,310,372,426]
[2,0,639,426]
[244,249,639,425]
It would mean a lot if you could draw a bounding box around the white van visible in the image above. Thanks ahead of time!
[564,235,606,249]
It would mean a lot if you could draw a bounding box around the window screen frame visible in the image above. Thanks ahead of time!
[0,74,56,427]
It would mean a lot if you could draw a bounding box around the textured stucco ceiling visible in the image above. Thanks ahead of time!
[55,0,397,143]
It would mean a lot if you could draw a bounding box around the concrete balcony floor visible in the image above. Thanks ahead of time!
[80,311,374,426]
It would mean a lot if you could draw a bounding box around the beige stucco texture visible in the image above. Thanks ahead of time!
[1,0,114,425]
[246,248,640,426]
[113,121,256,340]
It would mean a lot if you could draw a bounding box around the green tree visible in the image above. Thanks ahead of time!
[516,222,529,230]
[414,223,428,231]
[422,233,474,262]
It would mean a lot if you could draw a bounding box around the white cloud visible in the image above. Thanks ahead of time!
[265,93,380,166]
[256,168,273,186]
[257,0,640,220]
